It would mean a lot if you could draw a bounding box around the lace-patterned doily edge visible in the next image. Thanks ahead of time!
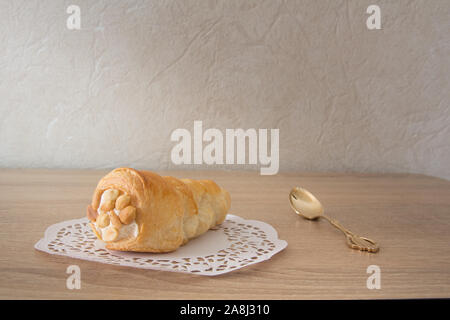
[34,214,288,276]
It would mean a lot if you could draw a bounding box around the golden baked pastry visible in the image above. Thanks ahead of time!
[86,168,231,252]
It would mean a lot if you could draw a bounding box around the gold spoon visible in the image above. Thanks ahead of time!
[289,187,379,253]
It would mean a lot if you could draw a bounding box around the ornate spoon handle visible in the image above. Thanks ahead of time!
[322,215,379,253]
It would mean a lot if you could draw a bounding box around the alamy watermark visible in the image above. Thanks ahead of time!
[366,265,381,289]
[366,5,381,30]
[66,265,81,290]
[66,5,81,30]
[170,121,279,175]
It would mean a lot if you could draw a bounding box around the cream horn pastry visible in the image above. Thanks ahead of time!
[86,168,231,252]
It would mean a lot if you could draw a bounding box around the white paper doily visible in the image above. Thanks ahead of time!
[35,214,287,276]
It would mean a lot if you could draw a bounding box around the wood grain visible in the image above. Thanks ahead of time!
[0,168,449,299]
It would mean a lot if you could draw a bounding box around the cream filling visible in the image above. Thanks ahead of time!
[95,193,139,241]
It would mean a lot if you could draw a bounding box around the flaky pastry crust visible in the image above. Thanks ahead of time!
[88,168,231,252]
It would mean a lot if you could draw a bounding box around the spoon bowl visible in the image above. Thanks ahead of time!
[289,187,324,220]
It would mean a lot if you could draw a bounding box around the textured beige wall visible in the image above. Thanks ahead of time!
[0,0,449,178]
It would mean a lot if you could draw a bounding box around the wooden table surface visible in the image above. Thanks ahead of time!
[0,168,449,299]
